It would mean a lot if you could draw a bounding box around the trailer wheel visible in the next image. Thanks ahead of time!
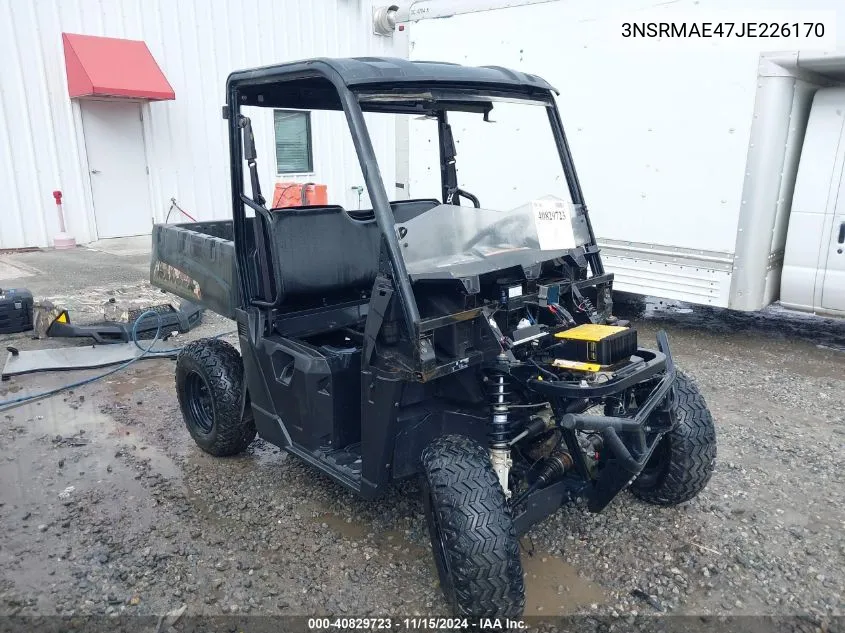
[175,338,255,456]
[421,435,524,618]
[630,372,716,505]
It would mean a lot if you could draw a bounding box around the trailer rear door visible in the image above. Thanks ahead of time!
[820,165,845,312]
[783,87,845,316]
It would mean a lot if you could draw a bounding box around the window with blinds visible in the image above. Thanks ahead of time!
[274,110,313,174]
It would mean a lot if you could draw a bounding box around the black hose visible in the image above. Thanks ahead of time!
[0,313,235,413]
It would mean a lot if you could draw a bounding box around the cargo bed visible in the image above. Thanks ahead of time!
[150,221,240,320]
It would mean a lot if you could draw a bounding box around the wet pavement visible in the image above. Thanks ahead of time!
[0,253,843,623]
[0,364,614,618]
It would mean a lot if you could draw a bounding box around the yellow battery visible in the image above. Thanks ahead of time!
[554,324,637,365]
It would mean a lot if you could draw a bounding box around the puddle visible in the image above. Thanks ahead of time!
[522,551,605,615]
[0,379,182,494]
[183,436,284,471]
[311,510,604,612]
[102,360,174,399]
[380,528,427,562]
[5,370,607,614]
[316,512,370,540]
[7,393,112,437]
[311,511,429,564]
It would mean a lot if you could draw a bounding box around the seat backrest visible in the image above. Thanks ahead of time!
[268,206,381,300]
[265,199,442,302]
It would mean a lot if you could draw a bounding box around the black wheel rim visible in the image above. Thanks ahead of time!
[423,486,457,608]
[185,371,214,434]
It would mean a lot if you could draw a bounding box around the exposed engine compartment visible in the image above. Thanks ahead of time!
[460,272,675,516]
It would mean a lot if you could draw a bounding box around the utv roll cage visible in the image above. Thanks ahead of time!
[224,58,606,346]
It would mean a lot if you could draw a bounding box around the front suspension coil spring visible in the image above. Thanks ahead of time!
[486,367,515,446]
[578,295,596,315]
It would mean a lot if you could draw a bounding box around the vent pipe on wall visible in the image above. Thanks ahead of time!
[373,4,399,35]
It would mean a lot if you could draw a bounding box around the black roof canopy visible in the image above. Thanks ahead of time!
[227,56,557,111]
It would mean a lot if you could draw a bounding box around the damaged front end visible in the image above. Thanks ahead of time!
[500,327,679,535]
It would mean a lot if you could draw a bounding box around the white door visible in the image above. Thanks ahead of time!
[81,100,152,239]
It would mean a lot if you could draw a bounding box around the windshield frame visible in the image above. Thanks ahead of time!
[355,87,554,112]
[227,71,601,331]
[352,85,605,312]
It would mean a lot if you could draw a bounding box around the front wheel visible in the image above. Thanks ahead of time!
[421,435,524,618]
[630,372,716,505]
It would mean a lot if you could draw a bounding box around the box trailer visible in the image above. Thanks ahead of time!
[399,0,845,316]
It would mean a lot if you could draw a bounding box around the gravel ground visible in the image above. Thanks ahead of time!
[0,292,843,629]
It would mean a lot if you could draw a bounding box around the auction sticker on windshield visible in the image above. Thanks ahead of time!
[532,198,577,251]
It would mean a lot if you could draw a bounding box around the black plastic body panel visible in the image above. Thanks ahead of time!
[236,309,290,449]
[360,369,403,496]
[255,335,362,451]
[392,405,488,480]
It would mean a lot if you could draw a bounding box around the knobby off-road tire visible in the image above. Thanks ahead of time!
[175,338,256,457]
[630,371,716,505]
[421,435,525,618]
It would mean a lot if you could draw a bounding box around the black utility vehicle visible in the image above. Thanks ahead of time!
[151,58,716,618]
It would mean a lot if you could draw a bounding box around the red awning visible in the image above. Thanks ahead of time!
[62,33,175,101]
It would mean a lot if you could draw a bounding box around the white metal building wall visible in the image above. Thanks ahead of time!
[0,0,404,249]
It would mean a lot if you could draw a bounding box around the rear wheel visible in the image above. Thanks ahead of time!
[175,338,255,456]
[630,372,716,505]
[421,435,524,618]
